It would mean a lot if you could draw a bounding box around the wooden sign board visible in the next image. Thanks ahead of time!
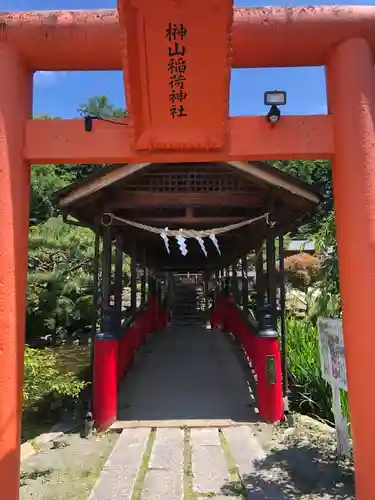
[118,0,233,151]
[317,318,347,390]
[318,318,350,456]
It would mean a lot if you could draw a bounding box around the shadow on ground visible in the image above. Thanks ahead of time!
[20,468,53,487]
[221,441,355,499]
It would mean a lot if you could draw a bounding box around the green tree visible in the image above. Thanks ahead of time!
[271,159,340,317]
[309,211,341,318]
[27,217,95,344]
[30,164,74,225]
[77,95,126,118]
[271,159,333,237]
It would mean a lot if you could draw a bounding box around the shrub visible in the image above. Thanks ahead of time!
[284,252,321,293]
[23,345,87,411]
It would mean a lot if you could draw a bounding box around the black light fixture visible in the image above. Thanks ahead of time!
[264,90,287,124]
[84,115,93,132]
[83,113,129,131]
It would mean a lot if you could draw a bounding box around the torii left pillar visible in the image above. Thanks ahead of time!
[0,45,32,499]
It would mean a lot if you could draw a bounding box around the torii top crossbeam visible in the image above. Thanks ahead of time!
[2,6,375,69]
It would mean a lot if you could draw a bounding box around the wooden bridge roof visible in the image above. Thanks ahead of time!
[55,161,321,271]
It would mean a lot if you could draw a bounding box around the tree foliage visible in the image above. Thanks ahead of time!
[27,217,95,344]
[284,253,321,294]
[310,211,341,318]
[30,164,74,225]
[77,95,127,119]
[23,346,86,410]
[271,159,340,317]
[272,159,333,236]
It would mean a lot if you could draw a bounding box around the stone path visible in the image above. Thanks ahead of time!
[88,425,267,500]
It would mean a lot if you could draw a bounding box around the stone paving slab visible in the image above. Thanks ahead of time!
[20,442,36,462]
[143,428,184,500]
[111,419,245,429]
[198,497,238,500]
[191,428,229,494]
[88,428,149,500]
[223,425,265,477]
[223,426,298,500]
[33,431,65,446]
[143,469,183,500]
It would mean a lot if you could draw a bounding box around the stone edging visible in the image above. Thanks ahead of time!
[20,421,77,462]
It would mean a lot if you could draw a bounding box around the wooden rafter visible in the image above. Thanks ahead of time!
[228,161,320,204]
[102,191,263,209]
[58,162,152,207]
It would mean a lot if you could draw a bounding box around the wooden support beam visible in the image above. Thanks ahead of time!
[242,255,249,315]
[91,232,101,346]
[130,248,137,311]
[278,233,288,398]
[105,191,262,209]
[114,235,123,330]
[266,231,277,324]
[100,225,112,330]
[255,241,265,322]
[122,216,247,226]
[141,267,147,304]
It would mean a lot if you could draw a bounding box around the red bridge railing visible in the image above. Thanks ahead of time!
[211,295,283,423]
[93,295,169,429]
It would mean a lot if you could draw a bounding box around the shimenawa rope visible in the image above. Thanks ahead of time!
[101,211,272,238]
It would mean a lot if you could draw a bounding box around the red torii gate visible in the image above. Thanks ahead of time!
[1,4,375,499]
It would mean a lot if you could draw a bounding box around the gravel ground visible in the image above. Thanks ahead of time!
[242,413,355,500]
[20,430,119,500]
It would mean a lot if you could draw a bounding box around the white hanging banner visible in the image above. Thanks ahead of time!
[209,233,221,255]
[196,236,207,257]
[160,227,170,254]
[176,233,188,256]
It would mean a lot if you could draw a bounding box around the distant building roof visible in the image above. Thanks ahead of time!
[287,240,315,252]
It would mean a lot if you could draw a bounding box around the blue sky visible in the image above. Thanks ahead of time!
[2,0,374,118]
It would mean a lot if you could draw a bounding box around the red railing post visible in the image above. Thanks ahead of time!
[256,335,283,422]
[93,334,118,430]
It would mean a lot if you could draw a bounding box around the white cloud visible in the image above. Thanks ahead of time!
[34,71,67,86]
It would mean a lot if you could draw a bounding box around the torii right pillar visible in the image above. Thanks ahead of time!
[326,38,375,500]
